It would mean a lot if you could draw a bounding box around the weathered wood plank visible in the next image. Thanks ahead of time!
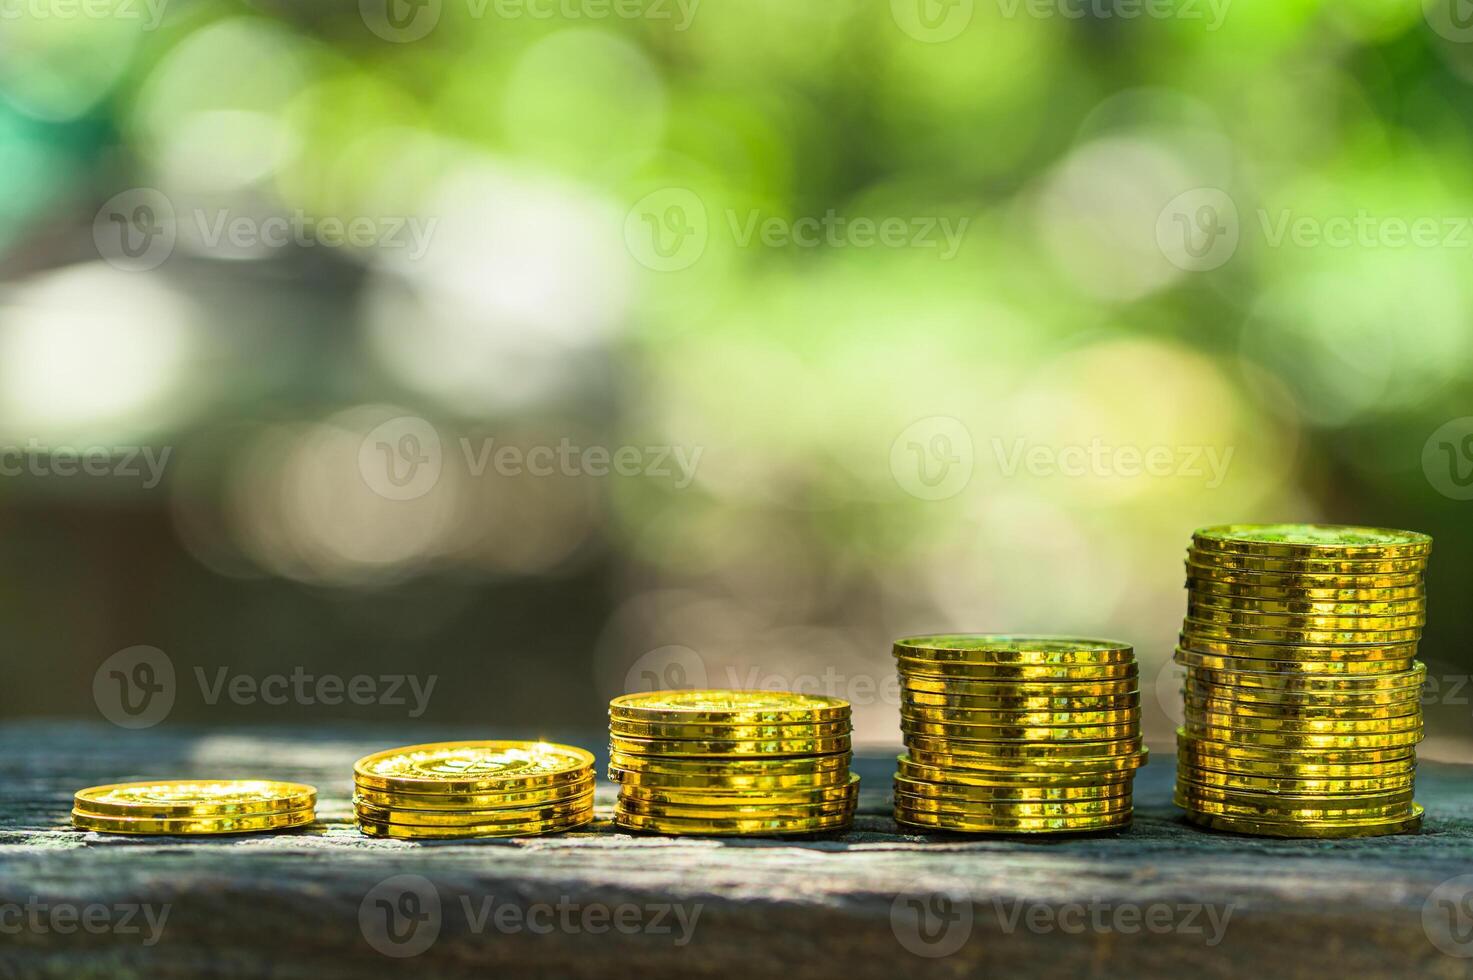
[1,723,1470,979]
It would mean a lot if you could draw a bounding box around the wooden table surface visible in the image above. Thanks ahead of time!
[2,722,1470,979]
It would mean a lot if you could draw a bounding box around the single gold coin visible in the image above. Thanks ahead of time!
[607,766,853,792]
[1183,709,1424,736]
[899,716,1139,742]
[353,793,594,827]
[73,779,317,819]
[356,809,593,839]
[893,774,1130,801]
[1185,660,1427,692]
[1182,694,1421,722]
[900,675,1140,698]
[608,690,850,725]
[613,809,852,836]
[1182,681,1424,711]
[1187,590,1426,618]
[609,734,851,757]
[607,750,849,777]
[896,657,1137,682]
[354,741,594,794]
[73,808,314,835]
[353,776,594,811]
[1185,577,1424,603]
[896,755,1139,788]
[1192,524,1432,560]
[617,774,860,808]
[894,807,1131,834]
[893,792,1130,818]
[1185,605,1426,632]
[906,746,1148,774]
[1176,793,1415,821]
[1182,804,1423,838]
[1176,729,1417,765]
[1176,779,1414,809]
[902,689,1141,712]
[1176,647,1418,676]
[614,793,856,820]
[904,734,1145,759]
[892,635,1134,665]
[1184,561,1425,590]
[1181,723,1422,751]
[1176,745,1416,780]
[1181,619,1423,646]
[1177,633,1421,663]
[900,703,1141,727]
[608,719,850,741]
[1178,765,1415,795]
[1188,548,1427,577]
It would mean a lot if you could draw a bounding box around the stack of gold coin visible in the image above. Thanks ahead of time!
[353,740,595,839]
[893,636,1146,834]
[72,779,316,835]
[1175,524,1430,838]
[609,690,859,836]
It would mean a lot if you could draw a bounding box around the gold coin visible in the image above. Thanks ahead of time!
[1181,723,1422,751]
[1181,804,1423,838]
[1185,605,1426,631]
[609,734,851,757]
[892,635,1134,665]
[1176,729,1417,765]
[1178,634,1419,663]
[893,791,1130,817]
[607,766,852,792]
[1176,780,1414,809]
[896,657,1137,682]
[1177,746,1416,780]
[1186,661,1426,692]
[614,794,855,820]
[900,675,1139,698]
[1182,678,1424,708]
[906,747,1148,774]
[73,779,316,819]
[1181,694,1421,721]
[617,774,860,807]
[1191,524,1432,560]
[899,717,1138,741]
[1181,619,1422,646]
[1185,577,1424,603]
[1176,793,1414,821]
[902,689,1141,712]
[353,777,594,811]
[1178,765,1415,795]
[1184,562,1424,590]
[608,690,850,725]
[1183,709,1423,736]
[72,808,314,835]
[613,810,852,836]
[893,774,1130,801]
[356,809,593,839]
[1177,648,1418,677]
[900,703,1141,727]
[894,807,1131,834]
[607,750,849,777]
[608,719,850,740]
[1187,591,1426,618]
[905,734,1143,758]
[354,741,594,794]
[896,755,1137,788]
[1188,548,1427,576]
[354,793,594,827]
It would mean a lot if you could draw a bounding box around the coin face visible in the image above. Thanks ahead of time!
[74,780,316,818]
[354,741,594,792]
[609,690,850,723]
[1193,524,1432,557]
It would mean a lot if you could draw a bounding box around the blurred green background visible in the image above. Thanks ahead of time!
[1,0,1470,755]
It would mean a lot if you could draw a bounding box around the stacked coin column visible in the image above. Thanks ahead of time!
[72,780,317,836]
[353,741,596,839]
[893,636,1146,834]
[608,691,859,836]
[1174,524,1429,838]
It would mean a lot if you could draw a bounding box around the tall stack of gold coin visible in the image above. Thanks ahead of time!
[893,636,1146,834]
[609,691,859,836]
[353,740,595,839]
[1175,524,1429,838]
[72,779,316,835]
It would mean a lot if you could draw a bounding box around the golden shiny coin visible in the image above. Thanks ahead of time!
[1176,729,1416,765]
[1181,619,1422,646]
[1178,765,1415,795]
[893,792,1130,818]
[73,808,314,835]
[896,657,1137,682]
[1182,678,1424,708]
[1183,709,1424,736]
[1184,577,1424,603]
[607,766,852,792]
[357,809,593,839]
[354,741,594,794]
[1186,661,1426,692]
[1181,804,1423,838]
[1184,562,1425,590]
[901,675,1139,698]
[905,734,1144,759]
[617,774,860,808]
[1177,634,1419,663]
[354,793,594,827]
[896,755,1137,788]
[1192,524,1432,560]
[1176,792,1415,821]
[73,779,316,819]
[1188,590,1426,618]
[893,773,1130,801]
[608,690,850,725]
[609,734,851,757]
[1177,647,1418,676]
[1181,723,1422,751]
[1185,605,1426,631]
[353,777,594,811]
[615,794,855,821]
[906,747,1148,774]
[1177,780,1413,809]
[1188,548,1427,577]
[613,809,852,836]
[1177,746,1416,780]
[902,689,1141,712]
[892,635,1134,665]
[608,750,849,777]
[608,719,850,740]
[894,807,1131,834]
[900,703,1141,727]
[1182,694,1421,721]
[899,716,1138,741]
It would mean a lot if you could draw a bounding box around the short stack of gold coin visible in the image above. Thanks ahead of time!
[894,635,1146,834]
[609,690,859,836]
[72,779,316,835]
[353,740,595,839]
[1175,524,1429,838]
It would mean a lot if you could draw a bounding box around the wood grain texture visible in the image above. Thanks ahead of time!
[1,722,1470,979]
